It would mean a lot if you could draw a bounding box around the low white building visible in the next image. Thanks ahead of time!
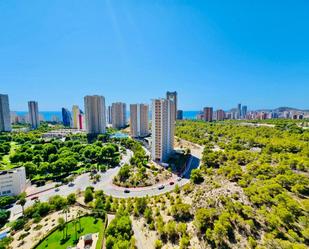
[0,167,26,196]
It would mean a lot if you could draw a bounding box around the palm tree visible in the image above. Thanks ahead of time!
[73,217,78,242]
[58,217,65,240]
[77,210,83,232]
[19,197,26,215]
[63,205,70,238]
[18,192,27,215]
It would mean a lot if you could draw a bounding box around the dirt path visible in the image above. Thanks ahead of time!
[131,217,156,249]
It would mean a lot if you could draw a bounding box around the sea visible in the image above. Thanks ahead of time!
[16,111,200,121]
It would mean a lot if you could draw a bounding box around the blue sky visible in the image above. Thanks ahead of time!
[0,0,308,111]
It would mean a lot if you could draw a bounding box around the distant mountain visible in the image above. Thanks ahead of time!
[255,107,309,112]
[274,107,309,112]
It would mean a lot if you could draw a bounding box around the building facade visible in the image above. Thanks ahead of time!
[203,107,213,122]
[84,95,106,134]
[111,102,126,129]
[0,167,26,196]
[62,108,72,127]
[28,101,40,129]
[176,110,183,120]
[0,94,12,132]
[166,91,177,120]
[130,104,149,137]
[151,98,175,162]
[216,109,225,121]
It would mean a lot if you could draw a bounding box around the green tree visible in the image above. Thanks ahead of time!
[190,169,204,184]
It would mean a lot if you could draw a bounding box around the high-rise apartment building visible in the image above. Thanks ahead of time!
[0,94,12,132]
[28,101,40,129]
[62,108,72,127]
[237,103,242,119]
[166,91,177,120]
[111,102,126,129]
[72,105,80,129]
[176,110,183,120]
[107,106,112,124]
[130,104,149,138]
[216,109,225,121]
[84,95,106,134]
[203,107,213,122]
[78,111,85,130]
[242,105,247,119]
[151,98,175,162]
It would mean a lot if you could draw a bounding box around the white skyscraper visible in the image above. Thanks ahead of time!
[151,98,175,162]
[0,94,12,132]
[84,95,106,134]
[111,102,126,129]
[130,104,149,138]
[28,101,40,129]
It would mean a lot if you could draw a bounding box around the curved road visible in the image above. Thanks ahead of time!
[9,147,200,221]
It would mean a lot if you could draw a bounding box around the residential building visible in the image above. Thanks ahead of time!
[28,101,40,129]
[51,115,60,123]
[151,98,175,162]
[0,94,12,132]
[237,103,242,119]
[62,108,72,127]
[72,105,80,129]
[111,102,126,129]
[203,107,213,122]
[84,95,106,134]
[0,167,26,196]
[196,112,204,120]
[10,112,18,125]
[176,110,183,120]
[166,91,177,120]
[78,111,86,130]
[242,105,247,119]
[107,106,112,124]
[216,109,225,121]
[130,104,149,137]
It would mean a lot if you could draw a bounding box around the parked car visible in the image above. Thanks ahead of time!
[158,185,165,190]
[68,183,74,187]
[124,189,130,193]
[177,177,182,182]
[55,188,60,192]
[169,181,175,185]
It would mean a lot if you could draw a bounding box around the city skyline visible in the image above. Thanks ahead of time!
[3,93,309,113]
[1,1,308,111]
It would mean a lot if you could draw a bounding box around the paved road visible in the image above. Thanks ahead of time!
[9,147,200,220]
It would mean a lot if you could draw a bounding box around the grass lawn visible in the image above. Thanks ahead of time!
[35,216,104,249]
[1,142,18,169]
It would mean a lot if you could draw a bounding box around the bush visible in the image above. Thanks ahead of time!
[154,239,163,249]
[171,203,192,221]
[84,187,94,203]
[11,218,26,231]
[67,193,76,205]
